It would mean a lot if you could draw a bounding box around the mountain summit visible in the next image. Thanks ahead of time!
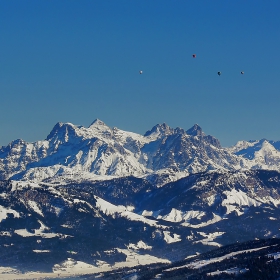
[144,123,173,137]
[186,124,204,136]
[89,118,108,128]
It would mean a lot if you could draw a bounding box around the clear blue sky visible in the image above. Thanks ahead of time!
[1,0,280,147]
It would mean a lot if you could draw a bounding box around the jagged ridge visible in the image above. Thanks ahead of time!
[0,120,279,184]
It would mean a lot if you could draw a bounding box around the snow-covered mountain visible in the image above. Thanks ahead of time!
[228,139,280,171]
[0,119,272,185]
[1,119,280,277]
[0,170,280,276]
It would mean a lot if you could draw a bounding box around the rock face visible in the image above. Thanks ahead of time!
[2,119,280,184]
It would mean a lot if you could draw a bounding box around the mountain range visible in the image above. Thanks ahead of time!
[1,119,280,185]
[0,119,280,278]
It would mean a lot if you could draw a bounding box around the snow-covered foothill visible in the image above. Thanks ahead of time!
[95,196,165,228]
[163,231,181,243]
[0,205,20,222]
[165,246,270,272]
[128,241,152,250]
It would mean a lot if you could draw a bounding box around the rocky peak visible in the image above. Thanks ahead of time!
[186,124,204,137]
[46,122,77,142]
[89,119,108,128]
[144,123,173,137]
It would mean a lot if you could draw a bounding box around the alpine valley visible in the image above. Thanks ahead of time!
[0,119,280,279]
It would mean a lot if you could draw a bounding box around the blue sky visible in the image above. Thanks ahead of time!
[1,0,280,147]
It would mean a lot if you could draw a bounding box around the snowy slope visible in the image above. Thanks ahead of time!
[228,139,280,171]
[0,169,280,275]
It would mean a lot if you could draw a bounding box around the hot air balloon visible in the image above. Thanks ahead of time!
[139,70,143,74]
[241,71,244,75]
[217,71,221,76]
[192,54,196,58]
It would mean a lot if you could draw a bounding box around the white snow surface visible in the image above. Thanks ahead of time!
[229,139,280,171]
[116,248,170,267]
[128,241,152,250]
[208,267,249,276]
[142,208,206,224]
[195,231,225,247]
[14,220,68,239]
[163,231,181,243]
[0,231,12,237]
[165,246,269,272]
[27,200,44,216]
[182,213,223,228]
[228,140,259,154]
[268,252,280,260]
[33,250,51,253]
[222,188,280,215]
[53,258,99,274]
[222,189,261,215]
[95,196,166,228]
[0,205,20,222]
